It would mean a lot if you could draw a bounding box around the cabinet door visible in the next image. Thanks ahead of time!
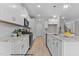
[20,37,26,55]
[58,40,62,56]
[52,39,58,56]
[14,44,21,55]
[20,36,29,55]
[20,42,25,55]
[47,36,58,56]
[64,42,79,56]
[24,36,29,53]
[12,39,21,56]
[47,35,58,56]
[47,35,62,56]
[0,42,11,56]
[24,38,29,53]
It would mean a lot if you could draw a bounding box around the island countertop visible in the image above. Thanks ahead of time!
[47,33,79,42]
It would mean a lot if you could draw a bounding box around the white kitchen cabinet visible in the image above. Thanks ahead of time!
[58,39,62,56]
[47,36,53,55]
[47,17,60,35]
[47,24,59,34]
[11,35,29,56]
[20,35,29,55]
[52,38,58,56]
[47,35,62,56]
[63,40,79,56]
[20,42,25,55]
[47,34,79,56]
[0,35,29,56]
[13,43,21,55]
[0,42,11,56]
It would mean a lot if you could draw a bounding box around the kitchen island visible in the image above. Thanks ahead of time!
[47,34,79,56]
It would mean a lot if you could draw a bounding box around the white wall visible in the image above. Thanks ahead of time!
[0,3,30,25]
[0,3,30,37]
[30,18,46,40]
[0,22,22,37]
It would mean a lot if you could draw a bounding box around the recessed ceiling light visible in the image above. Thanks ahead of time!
[11,5,17,8]
[20,14,26,17]
[63,4,69,8]
[37,14,40,16]
[37,5,41,8]
[62,17,65,19]
[53,15,56,18]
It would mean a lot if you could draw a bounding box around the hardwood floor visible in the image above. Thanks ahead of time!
[27,36,51,56]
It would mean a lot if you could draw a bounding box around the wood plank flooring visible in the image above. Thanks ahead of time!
[27,36,51,56]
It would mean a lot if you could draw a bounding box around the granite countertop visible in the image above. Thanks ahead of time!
[0,34,29,42]
[47,33,79,42]
[63,36,79,42]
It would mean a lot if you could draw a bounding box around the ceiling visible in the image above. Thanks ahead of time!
[22,3,79,22]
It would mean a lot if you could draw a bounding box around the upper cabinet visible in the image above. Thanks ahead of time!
[0,3,30,26]
[47,17,60,34]
[48,17,59,24]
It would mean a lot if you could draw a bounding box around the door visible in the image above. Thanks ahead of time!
[36,20,45,37]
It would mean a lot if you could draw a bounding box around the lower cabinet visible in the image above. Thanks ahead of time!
[13,42,21,55]
[0,41,22,56]
[52,39,58,56]
[47,35,79,56]
[58,39,62,56]
[47,35,62,56]
[63,41,79,56]
[11,35,29,56]
[0,42,11,56]
[20,36,29,55]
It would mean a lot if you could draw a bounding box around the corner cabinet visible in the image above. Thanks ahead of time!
[47,34,62,56]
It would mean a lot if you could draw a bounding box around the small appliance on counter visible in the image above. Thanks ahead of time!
[11,29,22,37]
[24,18,29,27]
